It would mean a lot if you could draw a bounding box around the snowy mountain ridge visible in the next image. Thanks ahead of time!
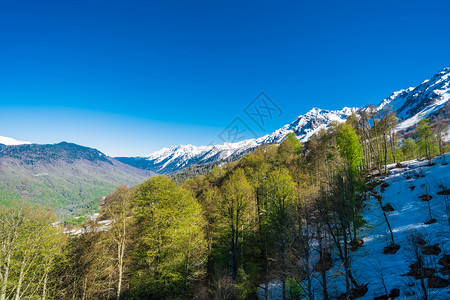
[116,106,357,174]
[377,67,450,130]
[117,68,449,174]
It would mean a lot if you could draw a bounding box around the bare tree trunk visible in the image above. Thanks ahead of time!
[0,252,11,300]
[377,197,395,245]
[264,231,269,300]
[281,237,286,300]
[444,195,450,230]
[425,136,431,165]
[343,224,350,299]
[390,130,397,164]
[1,213,21,300]
[116,215,127,300]
[420,278,428,299]
[14,268,24,300]
[375,134,382,173]
[42,272,48,300]
[427,200,433,221]
[231,205,239,300]
[231,230,237,282]
[304,223,312,299]
[383,133,388,175]
[318,226,328,300]
[414,237,429,300]
[117,244,123,300]
[256,193,269,300]
[82,276,87,300]
[339,180,350,298]
[14,249,34,300]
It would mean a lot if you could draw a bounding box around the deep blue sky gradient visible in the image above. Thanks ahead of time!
[1,0,449,156]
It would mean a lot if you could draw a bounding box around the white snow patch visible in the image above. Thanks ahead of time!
[0,136,31,145]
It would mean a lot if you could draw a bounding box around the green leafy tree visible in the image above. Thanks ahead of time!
[262,168,297,300]
[336,123,363,175]
[336,123,367,286]
[217,169,256,298]
[284,132,303,154]
[58,226,113,300]
[277,133,303,168]
[0,203,66,300]
[433,119,449,164]
[131,176,207,299]
[102,185,134,300]
[415,119,437,164]
[401,138,418,160]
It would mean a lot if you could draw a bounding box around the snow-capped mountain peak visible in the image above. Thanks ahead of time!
[124,106,357,174]
[116,68,450,174]
[287,106,358,141]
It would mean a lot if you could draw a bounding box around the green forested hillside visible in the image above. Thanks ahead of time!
[0,142,154,217]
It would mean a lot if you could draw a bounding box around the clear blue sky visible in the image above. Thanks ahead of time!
[1,0,449,156]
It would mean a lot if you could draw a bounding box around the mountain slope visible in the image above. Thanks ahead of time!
[117,68,450,174]
[257,155,450,299]
[377,67,450,130]
[352,155,450,299]
[0,142,154,217]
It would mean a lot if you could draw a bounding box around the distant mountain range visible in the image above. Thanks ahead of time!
[116,67,450,174]
[0,142,154,217]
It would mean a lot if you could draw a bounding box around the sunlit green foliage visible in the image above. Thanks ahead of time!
[0,203,66,300]
[401,137,418,160]
[130,176,207,299]
[416,118,438,163]
[336,123,363,173]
